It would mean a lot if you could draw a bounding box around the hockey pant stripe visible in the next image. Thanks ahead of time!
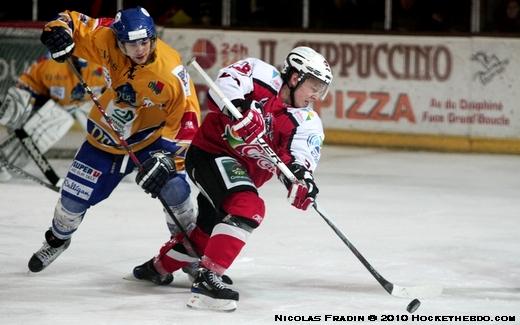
[154,226,209,274]
[201,222,250,275]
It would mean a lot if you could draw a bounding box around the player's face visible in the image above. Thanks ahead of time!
[292,76,329,108]
[122,39,152,64]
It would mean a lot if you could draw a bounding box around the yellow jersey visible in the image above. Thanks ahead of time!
[44,11,201,168]
[18,55,107,108]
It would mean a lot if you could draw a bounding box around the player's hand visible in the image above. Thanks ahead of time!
[286,164,319,211]
[136,152,176,198]
[231,101,265,144]
[40,26,75,62]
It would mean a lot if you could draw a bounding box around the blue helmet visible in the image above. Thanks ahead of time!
[111,7,156,43]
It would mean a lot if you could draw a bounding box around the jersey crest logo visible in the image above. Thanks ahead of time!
[115,82,137,107]
[71,83,86,101]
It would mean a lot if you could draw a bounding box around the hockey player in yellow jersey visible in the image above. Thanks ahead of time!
[0,55,107,181]
[28,7,201,284]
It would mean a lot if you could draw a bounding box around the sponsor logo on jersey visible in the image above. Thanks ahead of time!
[62,177,93,200]
[173,65,191,97]
[271,69,281,90]
[223,124,244,149]
[307,134,323,163]
[141,97,155,108]
[93,67,104,77]
[70,160,102,183]
[89,122,118,146]
[50,86,65,100]
[148,80,164,94]
[291,109,315,125]
[106,101,136,139]
[79,14,90,25]
[217,157,254,188]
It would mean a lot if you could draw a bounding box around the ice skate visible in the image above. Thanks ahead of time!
[187,268,238,312]
[133,258,173,285]
[28,229,71,272]
[182,261,233,285]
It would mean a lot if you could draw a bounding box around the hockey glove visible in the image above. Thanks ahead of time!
[136,152,176,198]
[285,164,319,211]
[230,101,265,144]
[40,26,75,63]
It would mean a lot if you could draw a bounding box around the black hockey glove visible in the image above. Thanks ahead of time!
[135,152,176,198]
[40,26,75,63]
[281,164,319,211]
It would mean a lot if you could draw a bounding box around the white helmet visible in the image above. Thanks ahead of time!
[281,46,333,99]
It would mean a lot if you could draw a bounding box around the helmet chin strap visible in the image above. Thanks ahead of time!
[289,86,297,107]
[287,73,306,107]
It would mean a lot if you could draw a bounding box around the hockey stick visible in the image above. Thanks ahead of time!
[188,58,297,183]
[0,158,60,192]
[14,128,61,186]
[66,58,197,254]
[0,128,62,186]
[313,201,442,298]
[188,58,442,299]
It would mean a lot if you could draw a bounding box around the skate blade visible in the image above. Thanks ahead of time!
[186,293,237,312]
[122,273,164,285]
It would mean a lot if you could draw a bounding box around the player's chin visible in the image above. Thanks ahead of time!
[131,54,149,65]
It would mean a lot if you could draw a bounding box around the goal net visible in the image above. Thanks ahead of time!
[0,22,47,101]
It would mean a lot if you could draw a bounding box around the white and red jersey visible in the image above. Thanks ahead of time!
[192,58,324,188]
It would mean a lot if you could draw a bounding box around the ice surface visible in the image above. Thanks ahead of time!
[1,145,519,324]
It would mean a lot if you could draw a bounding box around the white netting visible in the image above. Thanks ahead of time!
[0,24,48,101]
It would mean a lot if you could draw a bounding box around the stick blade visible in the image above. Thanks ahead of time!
[391,284,443,298]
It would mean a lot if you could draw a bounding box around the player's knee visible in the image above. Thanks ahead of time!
[52,197,89,239]
[165,195,197,235]
[222,191,265,228]
[222,215,258,232]
[160,175,196,235]
[161,174,191,206]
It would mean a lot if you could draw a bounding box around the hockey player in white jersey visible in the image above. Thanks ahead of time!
[133,46,333,311]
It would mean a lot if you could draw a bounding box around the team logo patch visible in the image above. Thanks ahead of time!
[71,83,86,101]
[62,178,93,200]
[172,65,191,97]
[70,160,102,183]
[115,82,137,107]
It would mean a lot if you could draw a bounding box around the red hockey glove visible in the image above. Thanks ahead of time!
[230,101,265,144]
[285,164,319,211]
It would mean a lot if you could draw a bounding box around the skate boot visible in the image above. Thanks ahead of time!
[183,261,233,285]
[133,258,173,285]
[28,229,71,272]
[187,268,239,312]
